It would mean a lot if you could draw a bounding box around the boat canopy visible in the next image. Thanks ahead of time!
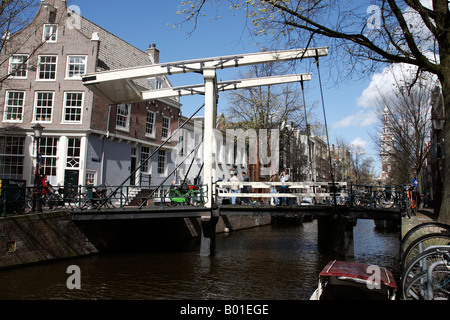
[320,260,397,289]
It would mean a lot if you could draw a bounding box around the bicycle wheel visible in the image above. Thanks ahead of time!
[376,193,395,208]
[402,233,450,270]
[24,196,34,213]
[403,267,450,300]
[110,191,126,207]
[401,246,450,295]
[401,222,450,257]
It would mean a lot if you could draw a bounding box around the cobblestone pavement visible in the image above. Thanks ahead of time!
[401,209,438,239]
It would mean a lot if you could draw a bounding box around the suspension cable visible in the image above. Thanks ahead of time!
[300,77,314,182]
[315,50,337,205]
[98,103,205,210]
[138,139,204,209]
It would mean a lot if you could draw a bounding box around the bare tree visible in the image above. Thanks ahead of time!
[223,62,319,181]
[0,0,72,84]
[178,0,450,224]
[372,66,434,190]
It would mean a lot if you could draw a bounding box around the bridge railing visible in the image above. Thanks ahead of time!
[215,181,348,205]
[215,181,412,209]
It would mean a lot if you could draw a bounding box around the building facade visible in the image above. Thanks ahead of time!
[0,0,180,191]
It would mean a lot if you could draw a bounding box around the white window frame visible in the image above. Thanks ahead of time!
[3,91,25,122]
[43,24,57,42]
[157,150,166,175]
[33,91,54,123]
[116,103,130,131]
[63,92,84,123]
[145,110,156,138]
[37,55,57,81]
[162,116,171,139]
[0,136,25,180]
[9,55,28,79]
[85,170,98,185]
[66,138,81,168]
[66,55,87,79]
[140,146,151,173]
[39,137,59,177]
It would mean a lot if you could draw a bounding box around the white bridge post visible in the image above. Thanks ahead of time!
[203,68,217,208]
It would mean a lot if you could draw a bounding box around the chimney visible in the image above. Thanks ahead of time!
[147,43,159,64]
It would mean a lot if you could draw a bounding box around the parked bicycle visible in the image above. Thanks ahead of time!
[404,185,419,218]
[165,183,204,207]
[401,222,450,300]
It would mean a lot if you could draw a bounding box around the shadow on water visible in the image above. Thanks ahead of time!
[0,219,400,300]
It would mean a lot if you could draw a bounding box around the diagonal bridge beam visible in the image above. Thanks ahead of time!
[142,73,312,100]
[82,47,327,104]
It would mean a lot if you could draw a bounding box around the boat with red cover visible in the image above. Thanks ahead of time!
[310,260,397,300]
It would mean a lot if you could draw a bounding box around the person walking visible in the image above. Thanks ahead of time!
[280,171,290,206]
[242,171,250,204]
[230,173,240,205]
[32,168,43,212]
[270,173,279,206]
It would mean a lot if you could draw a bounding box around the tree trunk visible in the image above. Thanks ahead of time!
[438,71,449,224]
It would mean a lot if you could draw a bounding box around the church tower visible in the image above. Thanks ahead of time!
[380,106,393,184]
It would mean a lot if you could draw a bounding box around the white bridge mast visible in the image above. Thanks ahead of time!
[82,47,328,208]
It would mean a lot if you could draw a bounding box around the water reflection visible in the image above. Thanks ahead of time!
[0,219,400,300]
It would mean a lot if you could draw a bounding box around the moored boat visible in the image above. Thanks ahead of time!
[310,260,397,300]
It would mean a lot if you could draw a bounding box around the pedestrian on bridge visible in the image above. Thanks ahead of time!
[230,173,239,205]
[270,173,280,206]
[242,171,250,204]
[280,171,290,206]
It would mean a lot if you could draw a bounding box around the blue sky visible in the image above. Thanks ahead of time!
[71,0,382,174]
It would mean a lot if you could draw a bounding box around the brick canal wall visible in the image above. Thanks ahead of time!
[0,212,98,269]
[0,212,271,269]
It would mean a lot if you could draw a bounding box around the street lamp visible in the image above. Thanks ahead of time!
[31,123,44,170]
[31,123,44,212]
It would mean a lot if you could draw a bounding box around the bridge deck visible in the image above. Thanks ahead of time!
[70,204,401,221]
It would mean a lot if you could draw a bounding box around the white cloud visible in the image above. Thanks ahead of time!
[332,110,378,129]
[350,137,368,150]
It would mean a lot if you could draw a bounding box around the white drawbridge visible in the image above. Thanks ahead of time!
[82,47,329,208]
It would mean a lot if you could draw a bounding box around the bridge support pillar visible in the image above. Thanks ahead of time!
[200,205,220,257]
[317,215,357,258]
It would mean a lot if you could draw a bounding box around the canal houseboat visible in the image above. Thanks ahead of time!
[310,260,397,300]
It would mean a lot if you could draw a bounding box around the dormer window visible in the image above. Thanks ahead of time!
[43,24,57,42]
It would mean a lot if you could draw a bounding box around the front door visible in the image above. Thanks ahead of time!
[64,169,79,199]
[130,147,137,185]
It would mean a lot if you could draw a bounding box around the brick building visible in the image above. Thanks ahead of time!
[0,0,180,191]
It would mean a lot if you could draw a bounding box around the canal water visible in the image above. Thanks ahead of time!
[0,219,400,300]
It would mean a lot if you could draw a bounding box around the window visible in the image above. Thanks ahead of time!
[145,111,155,136]
[66,138,81,168]
[155,79,162,89]
[0,136,25,179]
[140,146,151,173]
[157,150,166,174]
[34,92,54,122]
[39,137,58,176]
[66,56,87,79]
[43,24,57,42]
[64,92,83,123]
[116,103,130,131]
[9,55,28,78]
[37,55,57,80]
[162,116,170,139]
[4,91,25,122]
[85,171,97,185]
